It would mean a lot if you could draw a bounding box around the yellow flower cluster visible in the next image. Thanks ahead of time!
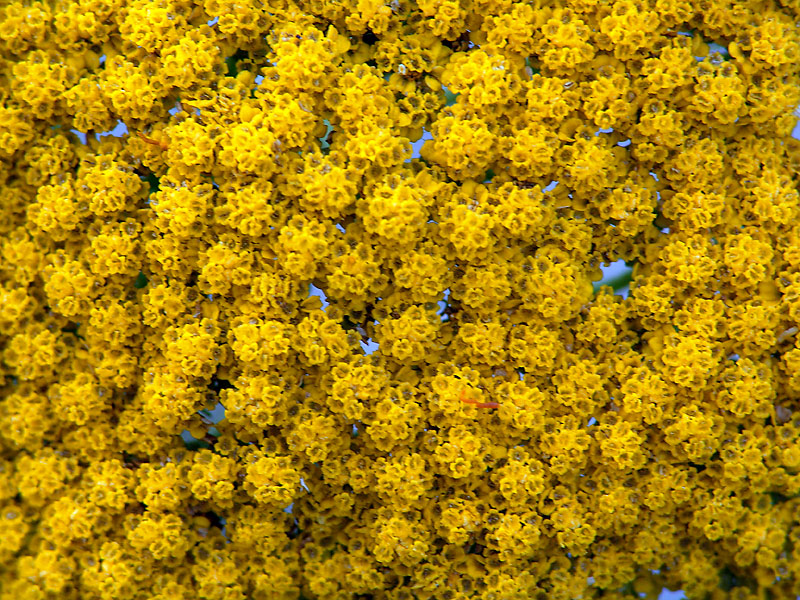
[2,0,800,598]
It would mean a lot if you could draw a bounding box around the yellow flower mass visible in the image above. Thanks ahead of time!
[1,0,800,598]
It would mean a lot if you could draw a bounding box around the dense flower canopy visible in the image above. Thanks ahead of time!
[1,0,800,598]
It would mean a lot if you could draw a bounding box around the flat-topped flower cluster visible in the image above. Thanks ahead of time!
[1,0,800,598]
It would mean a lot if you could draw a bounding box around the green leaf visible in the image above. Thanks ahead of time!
[592,263,633,295]
[718,565,743,591]
[184,439,212,451]
[341,315,358,331]
[142,172,160,194]
[225,49,249,78]
[61,322,84,340]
